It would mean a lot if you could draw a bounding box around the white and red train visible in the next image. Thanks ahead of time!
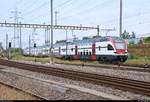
[23,36,128,62]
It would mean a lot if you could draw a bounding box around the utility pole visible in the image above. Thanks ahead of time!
[66,30,68,59]
[10,8,22,54]
[54,11,59,25]
[44,27,50,46]
[71,30,74,39]
[29,35,31,55]
[120,0,123,37]
[31,28,37,46]
[6,33,8,59]
[6,33,8,50]
[97,25,100,36]
[45,29,47,45]
[19,22,22,54]
[50,0,54,64]
[43,22,48,46]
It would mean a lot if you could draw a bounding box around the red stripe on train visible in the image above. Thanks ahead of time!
[91,43,96,61]
[74,46,78,60]
[116,50,125,54]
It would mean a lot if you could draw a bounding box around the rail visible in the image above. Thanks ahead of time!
[55,62,150,73]
[0,59,150,97]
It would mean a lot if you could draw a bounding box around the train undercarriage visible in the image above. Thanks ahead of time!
[61,55,128,63]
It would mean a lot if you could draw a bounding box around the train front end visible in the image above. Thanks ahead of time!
[109,37,128,62]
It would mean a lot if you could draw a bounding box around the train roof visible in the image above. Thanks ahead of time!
[24,36,124,49]
[54,36,108,46]
[54,36,125,46]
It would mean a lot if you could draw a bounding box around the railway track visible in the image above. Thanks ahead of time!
[55,62,150,73]
[0,82,48,100]
[0,59,150,97]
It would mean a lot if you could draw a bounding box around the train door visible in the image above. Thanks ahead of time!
[91,43,96,61]
[59,47,61,56]
[74,46,78,60]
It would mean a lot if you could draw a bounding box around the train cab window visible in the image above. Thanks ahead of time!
[81,52,83,55]
[108,44,114,51]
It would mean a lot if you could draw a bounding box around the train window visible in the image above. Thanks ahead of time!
[78,52,80,55]
[86,52,88,55]
[71,48,73,52]
[108,44,114,50]
[83,52,86,55]
[100,37,108,42]
[81,52,83,55]
[62,49,65,52]
[89,52,92,55]
[99,46,101,51]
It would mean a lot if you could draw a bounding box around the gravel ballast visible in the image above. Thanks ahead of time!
[0,64,150,100]
[15,60,150,83]
[0,83,39,100]
[0,67,106,100]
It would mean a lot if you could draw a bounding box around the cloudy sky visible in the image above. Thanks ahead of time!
[0,0,150,48]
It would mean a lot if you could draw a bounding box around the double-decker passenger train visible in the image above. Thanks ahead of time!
[23,36,128,63]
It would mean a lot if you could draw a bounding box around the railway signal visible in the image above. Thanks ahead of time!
[34,43,36,48]
[8,42,11,60]
[9,42,11,48]
[34,43,37,62]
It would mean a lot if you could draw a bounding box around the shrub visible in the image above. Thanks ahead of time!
[144,37,150,43]
[129,41,135,45]
[128,53,134,59]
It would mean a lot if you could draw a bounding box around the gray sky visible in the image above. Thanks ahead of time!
[0,0,150,48]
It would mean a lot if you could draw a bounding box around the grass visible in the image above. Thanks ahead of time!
[125,57,150,65]
[11,54,150,66]
[127,44,150,65]
[12,54,101,65]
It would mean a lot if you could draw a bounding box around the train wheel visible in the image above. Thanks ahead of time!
[102,57,107,63]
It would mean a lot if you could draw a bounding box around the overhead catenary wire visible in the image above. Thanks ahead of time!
[11,2,150,28]
[59,0,113,20]
[21,0,41,13]
[27,0,75,22]
[28,0,112,23]
[101,6,150,25]
[14,0,26,8]
[102,10,150,27]
[14,0,24,7]
[11,0,150,30]
[59,0,90,16]
[22,1,49,17]
[54,0,74,9]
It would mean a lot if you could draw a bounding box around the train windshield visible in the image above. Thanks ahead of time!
[112,37,126,50]
[115,43,125,50]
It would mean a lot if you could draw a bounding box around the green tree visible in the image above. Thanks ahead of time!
[144,37,150,43]
[131,32,136,38]
[126,32,130,39]
[129,40,135,45]
[122,30,129,39]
